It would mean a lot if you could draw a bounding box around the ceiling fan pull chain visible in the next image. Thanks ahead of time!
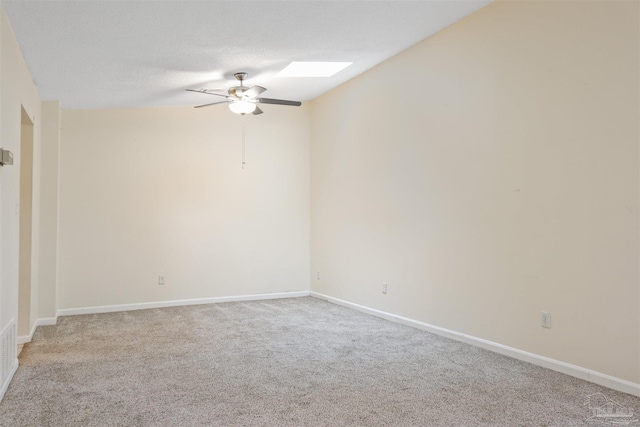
[242,114,246,169]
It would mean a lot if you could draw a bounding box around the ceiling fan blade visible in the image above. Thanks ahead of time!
[243,85,267,98]
[256,97,302,106]
[186,88,228,98]
[252,106,264,115]
[194,100,229,108]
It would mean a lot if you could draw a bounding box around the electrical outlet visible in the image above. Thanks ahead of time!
[541,311,551,328]
[317,271,320,280]
[158,275,165,285]
[382,282,387,294]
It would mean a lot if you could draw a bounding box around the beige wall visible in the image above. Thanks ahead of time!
[0,7,43,335]
[310,0,639,384]
[38,101,60,319]
[59,105,310,309]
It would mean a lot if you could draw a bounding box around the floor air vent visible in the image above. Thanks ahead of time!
[0,320,17,402]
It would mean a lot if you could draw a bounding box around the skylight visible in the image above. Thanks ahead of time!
[277,62,352,78]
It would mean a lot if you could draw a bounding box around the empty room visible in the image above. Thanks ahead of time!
[0,0,638,425]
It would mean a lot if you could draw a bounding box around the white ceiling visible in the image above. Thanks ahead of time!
[1,0,491,110]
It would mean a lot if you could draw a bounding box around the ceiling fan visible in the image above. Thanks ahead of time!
[186,72,302,115]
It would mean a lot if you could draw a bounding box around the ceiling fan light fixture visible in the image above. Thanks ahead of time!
[229,100,256,115]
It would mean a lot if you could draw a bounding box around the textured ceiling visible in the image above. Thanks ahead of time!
[1,1,491,110]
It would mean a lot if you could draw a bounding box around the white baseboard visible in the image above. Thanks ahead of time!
[17,316,59,345]
[16,291,639,397]
[57,291,312,317]
[37,317,59,326]
[18,292,310,343]
[310,291,640,398]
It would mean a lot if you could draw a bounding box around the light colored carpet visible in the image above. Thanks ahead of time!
[0,297,637,426]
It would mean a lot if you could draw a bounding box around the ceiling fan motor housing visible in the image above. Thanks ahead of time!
[230,73,248,97]
[228,86,246,97]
